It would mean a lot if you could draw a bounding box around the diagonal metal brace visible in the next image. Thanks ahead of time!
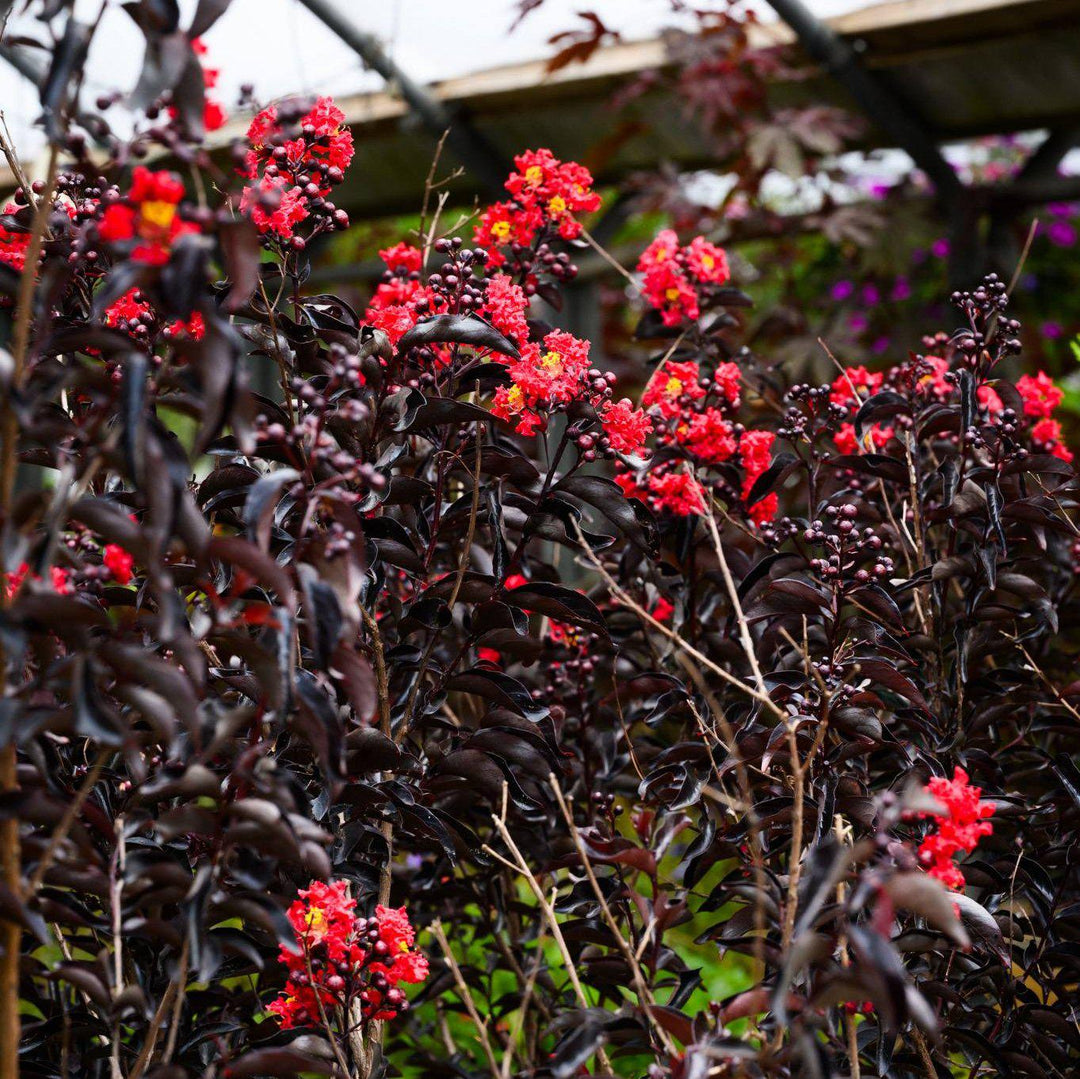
[295,0,508,197]
[764,0,964,206]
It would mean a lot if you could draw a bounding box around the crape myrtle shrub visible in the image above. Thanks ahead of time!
[2,5,1080,1079]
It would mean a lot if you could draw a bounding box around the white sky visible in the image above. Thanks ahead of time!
[0,0,870,159]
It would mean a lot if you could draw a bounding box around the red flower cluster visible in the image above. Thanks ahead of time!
[104,289,205,342]
[489,328,649,449]
[103,544,134,585]
[1016,371,1064,418]
[740,429,778,523]
[0,203,30,272]
[168,38,226,133]
[492,329,592,435]
[364,243,446,349]
[482,273,530,351]
[829,365,894,455]
[1018,371,1072,462]
[978,369,1072,461]
[917,767,994,891]
[601,397,653,454]
[3,562,72,599]
[99,168,196,265]
[617,358,776,523]
[473,148,600,266]
[638,230,730,327]
[240,96,353,242]
[267,880,427,1030]
[192,38,227,132]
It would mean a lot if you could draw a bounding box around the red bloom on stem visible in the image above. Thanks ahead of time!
[472,149,599,259]
[834,422,894,456]
[917,767,994,891]
[492,330,592,435]
[104,289,154,334]
[1016,371,1064,419]
[239,174,309,240]
[284,879,356,963]
[740,430,777,525]
[601,398,652,455]
[1031,417,1074,462]
[172,38,227,133]
[366,305,416,348]
[504,148,600,239]
[0,203,30,271]
[4,562,72,598]
[637,231,731,325]
[103,545,134,585]
[829,365,883,407]
[482,274,530,349]
[241,96,353,242]
[380,242,422,274]
[978,384,1004,415]
[643,360,705,420]
[638,229,679,272]
[473,200,542,265]
[641,261,698,326]
[683,408,737,464]
[100,167,196,265]
[244,97,353,177]
[685,235,730,284]
[163,311,206,342]
[916,355,951,398]
[269,882,428,1031]
[647,468,707,516]
[712,361,742,408]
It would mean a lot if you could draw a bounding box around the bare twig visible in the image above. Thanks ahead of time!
[109,820,126,1079]
[580,225,637,286]
[833,816,860,1079]
[700,492,769,699]
[483,788,615,1074]
[129,937,189,1079]
[499,932,545,1079]
[430,920,502,1079]
[570,518,783,719]
[548,776,678,1057]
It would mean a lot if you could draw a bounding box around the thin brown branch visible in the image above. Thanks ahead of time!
[548,776,678,1057]
[430,920,502,1079]
[483,788,615,1074]
[570,518,783,719]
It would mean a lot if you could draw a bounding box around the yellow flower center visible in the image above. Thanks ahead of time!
[665,376,684,396]
[304,907,327,933]
[548,195,567,215]
[701,254,715,269]
[507,385,525,410]
[524,165,544,185]
[140,200,177,233]
[665,287,682,302]
[540,350,564,374]
[490,219,511,241]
